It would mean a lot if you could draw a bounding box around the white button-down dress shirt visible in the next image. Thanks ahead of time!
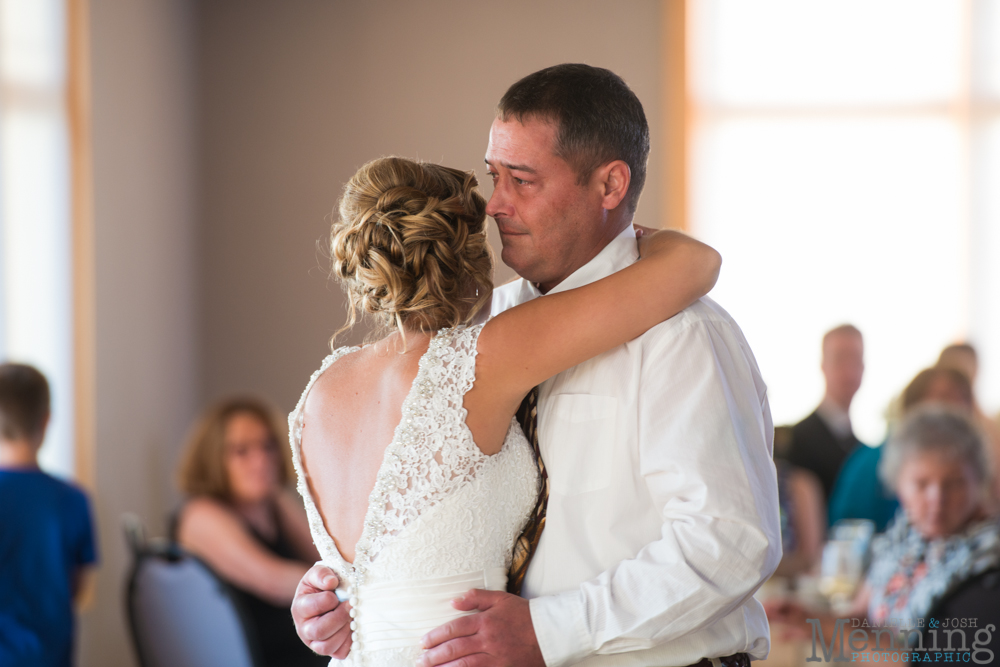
[490,225,781,667]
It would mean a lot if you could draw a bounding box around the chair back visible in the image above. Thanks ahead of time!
[123,513,264,667]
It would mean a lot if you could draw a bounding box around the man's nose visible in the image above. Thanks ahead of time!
[486,181,510,219]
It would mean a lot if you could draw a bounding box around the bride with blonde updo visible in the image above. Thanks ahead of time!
[331,158,494,339]
[288,156,721,666]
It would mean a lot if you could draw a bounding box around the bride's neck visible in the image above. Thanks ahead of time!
[374,328,432,356]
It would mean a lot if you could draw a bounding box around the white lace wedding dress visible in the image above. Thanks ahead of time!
[289,324,539,666]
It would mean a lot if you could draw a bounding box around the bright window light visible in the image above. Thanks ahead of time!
[973,120,1000,413]
[690,0,1000,443]
[692,0,962,108]
[974,0,1000,99]
[0,0,73,478]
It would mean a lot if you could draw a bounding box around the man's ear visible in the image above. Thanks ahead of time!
[594,160,631,211]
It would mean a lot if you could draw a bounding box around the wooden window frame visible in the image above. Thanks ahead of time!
[68,0,95,491]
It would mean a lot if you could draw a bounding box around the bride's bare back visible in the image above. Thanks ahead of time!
[299,327,533,565]
[299,334,427,564]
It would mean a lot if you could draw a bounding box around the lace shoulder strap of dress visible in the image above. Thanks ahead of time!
[426,324,486,411]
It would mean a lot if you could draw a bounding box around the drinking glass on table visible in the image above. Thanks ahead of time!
[818,520,874,615]
[830,519,875,558]
[818,539,862,614]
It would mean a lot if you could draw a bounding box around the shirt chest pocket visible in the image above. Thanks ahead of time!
[539,394,618,496]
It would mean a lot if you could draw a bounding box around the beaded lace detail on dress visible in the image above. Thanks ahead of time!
[288,325,538,666]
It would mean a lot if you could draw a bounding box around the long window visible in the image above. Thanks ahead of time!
[687,0,1000,442]
[0,0,74,477]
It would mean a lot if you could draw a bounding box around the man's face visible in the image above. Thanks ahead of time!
[821,331,864,408]
[484,117,609,292]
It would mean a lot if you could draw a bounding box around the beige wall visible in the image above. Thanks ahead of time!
[197,0,664,412]
[78,1,663,664]
[80,1,198,665]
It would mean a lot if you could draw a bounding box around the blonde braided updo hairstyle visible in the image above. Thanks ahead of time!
[331,157,494,342]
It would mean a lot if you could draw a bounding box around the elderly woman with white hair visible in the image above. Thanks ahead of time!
[865,405,998,624]
[767,405,1000,650]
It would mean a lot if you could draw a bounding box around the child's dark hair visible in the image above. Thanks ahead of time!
[0,363,50,441]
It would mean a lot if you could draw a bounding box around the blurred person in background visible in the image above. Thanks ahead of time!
[0,363,97,667]
[175,396,325,667]
[767,406,1000,651]
[937,342,1000,501]
[772,426,825,578]
[937,343,978,387]
[787,324,864,502]
[829,366,974,532]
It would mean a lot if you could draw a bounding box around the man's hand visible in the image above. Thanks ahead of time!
[291,563,353,658]
[417,589,545,667]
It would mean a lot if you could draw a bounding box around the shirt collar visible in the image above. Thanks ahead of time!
[526,224,639,298]
[817,397,853,439]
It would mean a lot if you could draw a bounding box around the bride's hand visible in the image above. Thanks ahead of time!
[634,224,659,239]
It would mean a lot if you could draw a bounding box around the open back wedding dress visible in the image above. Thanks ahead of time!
[289,324,539,666]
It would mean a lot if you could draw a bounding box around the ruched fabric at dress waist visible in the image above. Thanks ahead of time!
[337,567,508,653]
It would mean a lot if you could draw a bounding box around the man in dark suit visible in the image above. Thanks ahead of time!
[788,324,864,502]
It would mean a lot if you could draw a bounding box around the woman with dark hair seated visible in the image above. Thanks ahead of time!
[767,405,1000,655]
[175,396,326,667]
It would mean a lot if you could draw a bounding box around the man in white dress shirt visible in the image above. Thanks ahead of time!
[292,64,780,667]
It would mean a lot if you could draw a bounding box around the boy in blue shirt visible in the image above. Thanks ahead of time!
[0,363,97,667]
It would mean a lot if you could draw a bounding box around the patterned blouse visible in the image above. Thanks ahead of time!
[866,512,1000,624]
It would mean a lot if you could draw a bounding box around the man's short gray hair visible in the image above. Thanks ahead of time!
[878,404,990,492]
